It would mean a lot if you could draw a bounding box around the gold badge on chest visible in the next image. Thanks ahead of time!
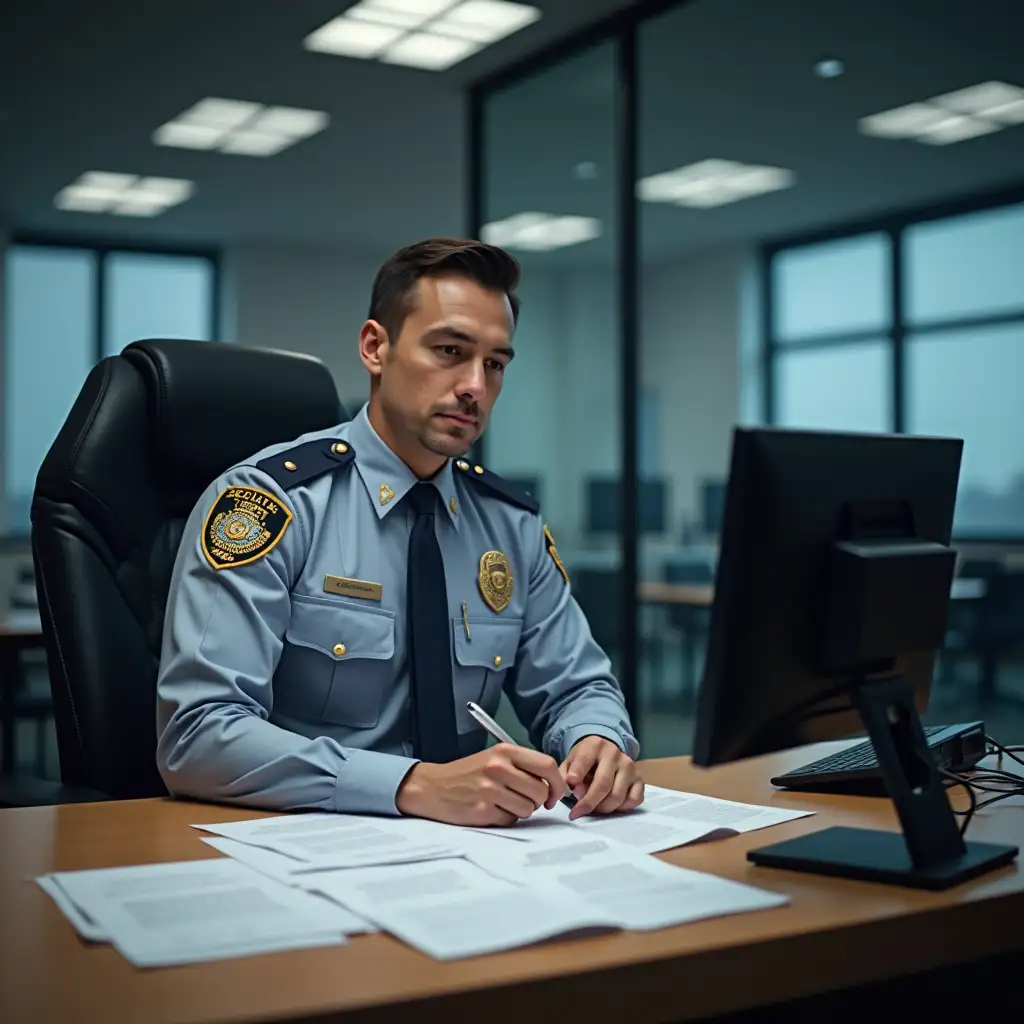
[478,550,513,613]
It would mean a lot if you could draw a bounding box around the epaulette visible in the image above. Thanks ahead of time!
[454,458,539,514]
[256,439,356,490]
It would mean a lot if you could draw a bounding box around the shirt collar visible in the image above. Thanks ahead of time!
[347,406,461,529]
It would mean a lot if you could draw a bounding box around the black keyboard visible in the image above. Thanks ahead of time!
[771,722,986,795]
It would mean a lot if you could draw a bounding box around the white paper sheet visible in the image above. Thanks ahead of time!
[200,838,377,933]
[641,785,813,833]
[465,801,735,854]
[36,875,109,942]
[308,857,618,960]
[46,859,348,968]
[192,813,455,869]
[461,837,789,930]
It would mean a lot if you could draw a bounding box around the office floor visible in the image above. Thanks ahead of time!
[5,648,1024,779]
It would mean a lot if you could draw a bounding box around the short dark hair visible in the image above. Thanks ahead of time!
[368,237,521,342]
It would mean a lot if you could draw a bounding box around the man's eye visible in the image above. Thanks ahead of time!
[487,359,506,373]
[439,345,460,357]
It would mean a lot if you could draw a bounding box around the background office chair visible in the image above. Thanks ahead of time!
[26,339,344,805]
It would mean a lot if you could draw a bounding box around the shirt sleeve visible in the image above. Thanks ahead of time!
[503,518,640,763]
[155,465,418,815]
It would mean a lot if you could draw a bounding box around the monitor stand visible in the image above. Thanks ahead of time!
[748,675,1018,890]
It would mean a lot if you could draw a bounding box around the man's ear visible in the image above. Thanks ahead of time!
[359,320,389,379]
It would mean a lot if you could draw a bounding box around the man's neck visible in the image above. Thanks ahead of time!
[367,399,447,481]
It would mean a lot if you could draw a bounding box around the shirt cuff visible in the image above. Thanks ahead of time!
[332,748,421,816]
[556,725,634,763]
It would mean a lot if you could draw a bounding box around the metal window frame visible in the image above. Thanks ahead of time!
[761,183,1024,544]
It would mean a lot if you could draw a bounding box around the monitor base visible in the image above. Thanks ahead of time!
[748,825,1017,890]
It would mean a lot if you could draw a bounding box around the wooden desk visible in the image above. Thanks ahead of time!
[3,747,1022,1024]
[639,577,986,608]
[638,581,714,607]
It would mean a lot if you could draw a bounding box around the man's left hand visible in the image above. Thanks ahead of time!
[560,736,644,820]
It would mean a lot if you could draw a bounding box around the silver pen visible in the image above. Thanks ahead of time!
[465,701,577,809]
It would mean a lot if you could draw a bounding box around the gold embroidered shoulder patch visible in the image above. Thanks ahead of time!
[202,486,293,570]
[544,524,570,586]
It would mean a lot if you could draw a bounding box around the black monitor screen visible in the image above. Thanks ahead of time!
[700,479,726,535]
[586,478,668,534]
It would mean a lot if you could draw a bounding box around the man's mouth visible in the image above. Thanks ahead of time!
[437,412,476,427]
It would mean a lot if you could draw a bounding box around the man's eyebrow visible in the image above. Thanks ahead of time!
[426,326,515,360]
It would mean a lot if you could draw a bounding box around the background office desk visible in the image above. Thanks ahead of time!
[0,609,46,775]
[3,747,1022,1024]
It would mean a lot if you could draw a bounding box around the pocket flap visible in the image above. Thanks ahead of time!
[286,596,395,661]
[452,618,523,671]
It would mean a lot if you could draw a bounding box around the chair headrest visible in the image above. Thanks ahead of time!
[123,339,344,490]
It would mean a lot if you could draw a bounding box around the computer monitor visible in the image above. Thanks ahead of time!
[693,427,1017,890]
[586,478,667,535]
[698,479,726,536]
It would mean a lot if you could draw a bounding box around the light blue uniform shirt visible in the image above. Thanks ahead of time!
[156,406,638,816]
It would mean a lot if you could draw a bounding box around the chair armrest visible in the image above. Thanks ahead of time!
[0,777,112,808]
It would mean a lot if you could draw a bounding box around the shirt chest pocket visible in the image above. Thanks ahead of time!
[277,596,395,729]
[451,618,523,735]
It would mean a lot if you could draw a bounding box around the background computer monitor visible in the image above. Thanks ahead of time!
[586,477,668,535]
[692,427,1016,888]
[698,479,726,536]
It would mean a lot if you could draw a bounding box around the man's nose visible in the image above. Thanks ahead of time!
[456,360,487,402]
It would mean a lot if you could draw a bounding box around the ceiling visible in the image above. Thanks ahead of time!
[0,0,641,255]
[2,0,1024,265]
[486,0,1024,264]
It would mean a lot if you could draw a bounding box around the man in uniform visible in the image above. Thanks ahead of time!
[156,237,643,827]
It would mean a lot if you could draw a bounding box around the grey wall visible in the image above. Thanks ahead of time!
[222,240,390,416]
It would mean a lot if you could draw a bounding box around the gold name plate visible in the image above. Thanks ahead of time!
[323,574,383,601]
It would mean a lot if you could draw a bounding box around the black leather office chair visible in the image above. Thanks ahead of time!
[27,339,344,804]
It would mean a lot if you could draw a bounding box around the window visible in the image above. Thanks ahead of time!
[104,252,214,356]
[4,246,97,533]
[3,243,217,534]
[773,233,890,343]
[766,197,1024,538]
[907,324,1024,537]
[905,203,1024,325]
[775,342,891,433]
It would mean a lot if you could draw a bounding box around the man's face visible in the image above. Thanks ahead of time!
[372,274,515,459]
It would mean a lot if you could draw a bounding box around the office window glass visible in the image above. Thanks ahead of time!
[905,204,1024,325]
[774,233,890,342]
[4,246,96,533]
[907,323,1024,537]
[104,252,213,356]
[481,43,621,745]
[775,342,891,433]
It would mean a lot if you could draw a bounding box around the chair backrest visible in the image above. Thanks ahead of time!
[31,339,345,798]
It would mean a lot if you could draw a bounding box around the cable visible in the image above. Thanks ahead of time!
[939,736,1024,836]
[939,767,978,836]
[986,736,1024,774]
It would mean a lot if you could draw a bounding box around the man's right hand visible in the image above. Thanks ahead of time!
[395,744,568,826]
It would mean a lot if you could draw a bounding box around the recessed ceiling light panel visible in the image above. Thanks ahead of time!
[481,212,601,251]
[304,0,540,70]
[153,97,330,157]
[53,172,195,217]
[859,80,1024,145]
[637,159,795,209]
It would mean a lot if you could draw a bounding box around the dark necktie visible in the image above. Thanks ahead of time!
[406,483,460,763]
